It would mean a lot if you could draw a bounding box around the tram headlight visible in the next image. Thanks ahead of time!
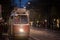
[19,28,24,32]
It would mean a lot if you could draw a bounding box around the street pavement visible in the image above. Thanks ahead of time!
[30,26,60,40]
[1,26,60,40]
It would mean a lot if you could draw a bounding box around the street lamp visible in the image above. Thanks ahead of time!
[28,2,30,5]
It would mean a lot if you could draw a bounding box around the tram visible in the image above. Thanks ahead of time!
[8,8,30,40]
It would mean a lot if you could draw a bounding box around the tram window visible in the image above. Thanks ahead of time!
[13,16,20,24]
[20,15,28,24]
[12,15,28,24]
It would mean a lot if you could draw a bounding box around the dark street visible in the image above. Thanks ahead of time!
[30,27,60,40]
[0,0,60,40]
[1,26,60,40]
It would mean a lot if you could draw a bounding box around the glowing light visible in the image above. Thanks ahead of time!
[19,28,24,32]
[57,19,59,28]
[45,19,47,22]
[23,6,26,9]
[54,19,56,21]
[28,2,30,4]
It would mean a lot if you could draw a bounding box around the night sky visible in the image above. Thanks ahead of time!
[11,0,29,8]
[0,0,60,21]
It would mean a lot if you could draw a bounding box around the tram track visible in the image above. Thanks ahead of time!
[29,36,40,40]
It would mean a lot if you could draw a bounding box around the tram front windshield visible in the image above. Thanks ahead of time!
[13,15,28,24]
